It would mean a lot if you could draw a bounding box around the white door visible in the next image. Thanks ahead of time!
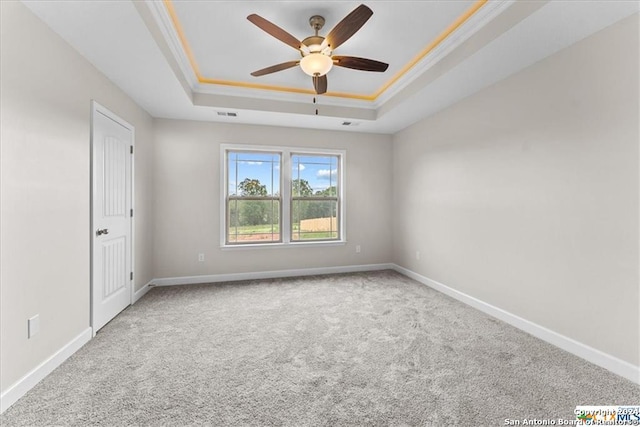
[91,103,133,333]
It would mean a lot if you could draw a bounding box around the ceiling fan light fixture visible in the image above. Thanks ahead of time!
[300,53,333,77]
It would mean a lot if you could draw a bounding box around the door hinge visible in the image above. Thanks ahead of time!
[130,208,133,217]
[130,272,133,280]
[130,145,133,154]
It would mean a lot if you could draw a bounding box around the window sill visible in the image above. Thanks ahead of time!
[220,240,346,250]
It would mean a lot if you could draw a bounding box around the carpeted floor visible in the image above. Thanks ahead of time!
[1,270,638,426]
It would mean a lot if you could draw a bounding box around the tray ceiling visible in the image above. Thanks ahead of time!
[21,1,640,134]
[160,0,481,100]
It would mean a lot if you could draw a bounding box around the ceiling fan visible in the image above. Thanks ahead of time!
[247,4,389,95]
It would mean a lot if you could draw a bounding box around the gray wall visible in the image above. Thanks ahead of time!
[0,1,155,391]
[152,119,393,278]
[392,14,639,366]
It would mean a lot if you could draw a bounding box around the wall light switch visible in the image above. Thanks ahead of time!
[355,245,361,253]
[198,253,205,262]
[28,314,40,338]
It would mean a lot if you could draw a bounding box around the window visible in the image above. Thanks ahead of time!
[291,154,340,241]
[223,146,344,246]
[226,151,281,244]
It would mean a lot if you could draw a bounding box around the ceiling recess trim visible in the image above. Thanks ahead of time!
[372,0,487,100]
[163,0,488,101]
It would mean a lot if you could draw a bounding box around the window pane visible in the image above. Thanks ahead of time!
[227,199,280,243]
[291,154,338,197]
[291,200,338,241]
[228,152,280,196]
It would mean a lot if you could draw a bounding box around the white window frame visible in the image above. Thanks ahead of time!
[220,144,346,249]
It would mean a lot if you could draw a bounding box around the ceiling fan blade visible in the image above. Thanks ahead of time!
[313,75,328,94]
[247,14,302,51]
[325,4,373,50]
[251,61,300,77]
[333,56,389,72]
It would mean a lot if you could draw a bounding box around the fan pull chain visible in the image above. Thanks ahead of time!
[313,96,319,115]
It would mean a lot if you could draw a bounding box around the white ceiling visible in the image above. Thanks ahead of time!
[22,1,639,134]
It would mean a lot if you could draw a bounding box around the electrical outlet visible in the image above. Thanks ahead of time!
[28,314,40,338]
[416,251,420,260]
[355,245,361,253]
[198,253,205,262]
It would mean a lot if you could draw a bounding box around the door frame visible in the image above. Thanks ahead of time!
[90,100,135,336]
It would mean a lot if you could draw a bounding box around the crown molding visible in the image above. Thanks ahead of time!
[373,0,515,108]
[145,0,199,90]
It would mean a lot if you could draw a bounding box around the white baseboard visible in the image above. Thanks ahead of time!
[133,281,153,304]
[152,263,395,287]
[0,327,92,413]
[392,264,640,385]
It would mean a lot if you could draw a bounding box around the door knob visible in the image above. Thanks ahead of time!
[96,228,109,236]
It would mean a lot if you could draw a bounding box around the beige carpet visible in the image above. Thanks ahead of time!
[1,270,638,426]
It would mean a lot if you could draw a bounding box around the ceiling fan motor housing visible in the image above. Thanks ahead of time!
[302,15,331,57]
[301,36,327,56]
